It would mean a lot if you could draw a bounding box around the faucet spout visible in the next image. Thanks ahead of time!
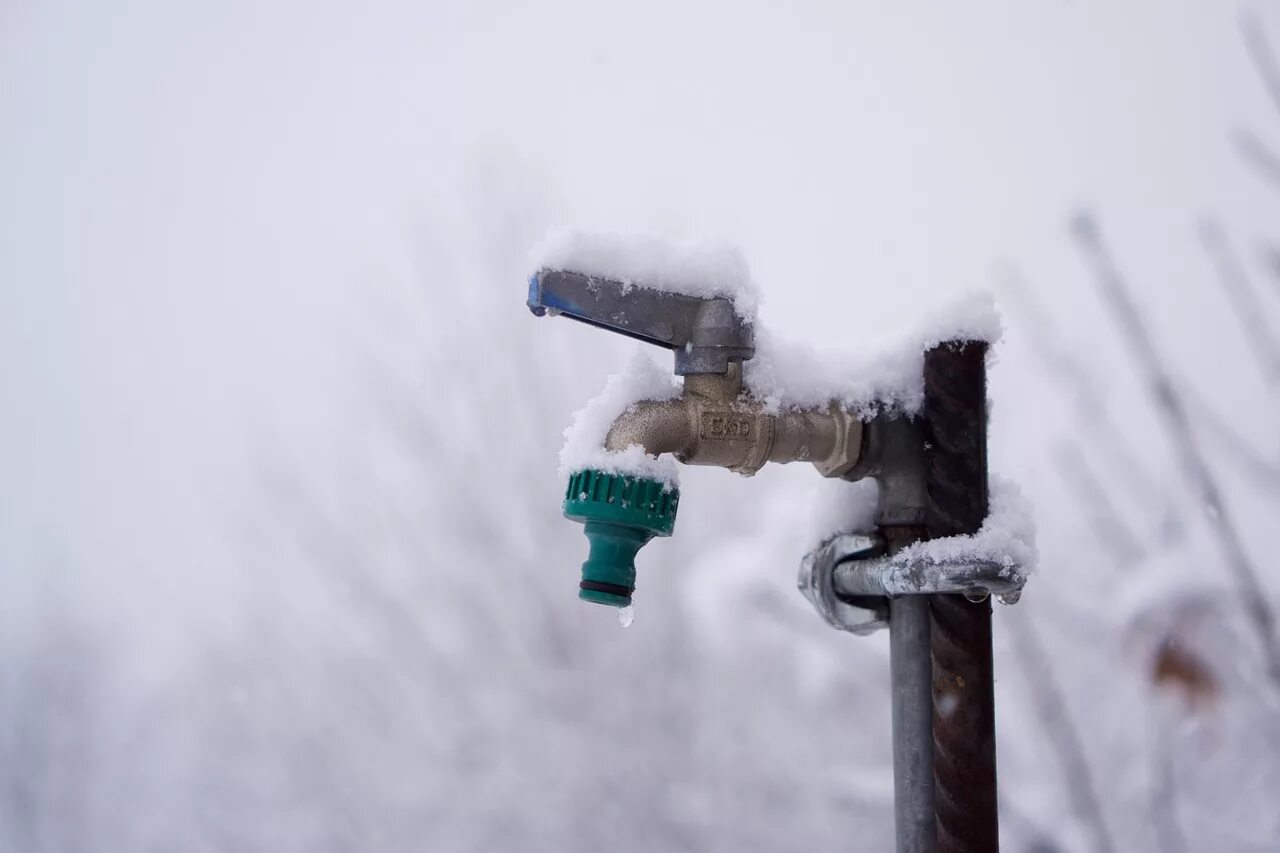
[605,400,696,458]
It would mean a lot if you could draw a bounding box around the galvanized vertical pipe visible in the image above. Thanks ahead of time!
[889,594,936,853]
[871,410,936,853]
[922,341,997,853]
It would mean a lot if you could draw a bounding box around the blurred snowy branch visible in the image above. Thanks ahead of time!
[1050,441,1146,568]
[1072,211,1280,691]
[999,268,1180,540]
[1234,128,1280,191]
[1237,9,1280,191]
[1242,7,1280,119]
[1264,243,1280,299]
[1197,218,1280,386]
[1181,384,1280,491]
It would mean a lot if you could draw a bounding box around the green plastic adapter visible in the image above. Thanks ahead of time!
[562,469,679,607]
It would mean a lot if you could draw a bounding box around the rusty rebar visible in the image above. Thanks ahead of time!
[923,341,998,853]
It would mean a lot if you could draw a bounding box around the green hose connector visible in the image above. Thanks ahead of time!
[563,469,679,607]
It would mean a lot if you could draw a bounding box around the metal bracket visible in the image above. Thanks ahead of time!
[798,533,889,635]
[798,531,1027,634]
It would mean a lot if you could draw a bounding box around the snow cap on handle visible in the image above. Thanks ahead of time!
[563,469,679,607]
[528,268,754,375]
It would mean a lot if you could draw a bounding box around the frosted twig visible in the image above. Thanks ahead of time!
[1182,384,1280,492]
[1072,212,1280,693]
[1198,218,1280,386]
[1264,243,1280,302]
[1051,441,1146,566]
[1235,128,1280,192]
[1242,8,1280,120]
[999,268,1176,529]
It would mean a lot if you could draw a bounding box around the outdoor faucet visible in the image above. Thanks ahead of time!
[529,260,1016,851]
[528,268,863,607]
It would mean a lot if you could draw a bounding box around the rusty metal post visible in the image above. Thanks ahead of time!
[922,341,997,852]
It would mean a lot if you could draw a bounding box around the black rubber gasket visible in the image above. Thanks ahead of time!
[579,580,633,598]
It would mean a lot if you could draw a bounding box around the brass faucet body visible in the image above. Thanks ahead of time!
[604,362,863,478]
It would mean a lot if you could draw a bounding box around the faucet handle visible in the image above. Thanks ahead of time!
[528,268,755,375]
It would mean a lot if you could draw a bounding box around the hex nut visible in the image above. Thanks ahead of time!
[813,407,863,478]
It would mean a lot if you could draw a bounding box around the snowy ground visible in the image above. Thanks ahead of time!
[2,2,1280,851]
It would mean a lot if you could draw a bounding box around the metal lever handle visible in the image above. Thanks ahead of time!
[527,268,754,375]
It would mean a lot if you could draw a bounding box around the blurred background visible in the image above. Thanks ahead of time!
[3,1,1280,850]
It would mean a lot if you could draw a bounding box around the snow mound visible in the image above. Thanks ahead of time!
[745,291,1002,414]
[558,352,682,487]
[891,476,1038,578]
[530,229,760,318]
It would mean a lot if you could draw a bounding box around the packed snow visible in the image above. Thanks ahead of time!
[531,229,761,319]
[744,290,1001,414]
[887,476,1038,578]
[558,352,682,486]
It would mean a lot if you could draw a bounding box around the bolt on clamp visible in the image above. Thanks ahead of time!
[798,532,1027,634]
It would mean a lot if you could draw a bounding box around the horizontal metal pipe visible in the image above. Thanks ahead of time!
[769,408,841,465]
[833,556,1021,599]
[604,364,863,477]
